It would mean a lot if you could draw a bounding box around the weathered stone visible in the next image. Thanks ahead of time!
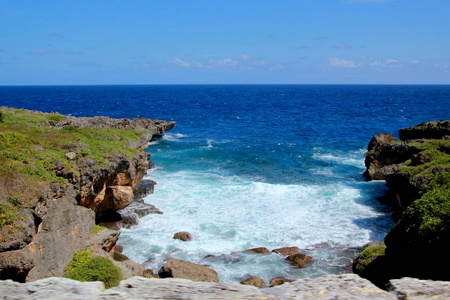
[106,186,134,210]
[244,247,271,254]
[64,152,77,160]
[158,259,219,282]
[387,277,450,299]
[285,253,313,268]
[272,246,301,256]
[270,276,295,287]
[173,231,193,241]
[269,273,397,300]
[240,277,266,288]
[0,277,105,299]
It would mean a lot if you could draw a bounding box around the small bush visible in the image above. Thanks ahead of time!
[0,111,3,123]
[65,256,122,288]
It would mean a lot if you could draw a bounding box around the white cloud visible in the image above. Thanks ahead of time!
[141,63,151,68]
[434,64,448,69]
[328,57,357,68]
[208,58,238,67]
[241,55,250,61]
[411,60,420,64]
[170,58,203,68]
[386,58,399,64]
[333,43,353,49]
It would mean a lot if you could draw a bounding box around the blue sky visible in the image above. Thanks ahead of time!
[0,0,449,85]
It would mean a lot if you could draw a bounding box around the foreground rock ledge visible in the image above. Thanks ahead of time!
[2,274,449,299]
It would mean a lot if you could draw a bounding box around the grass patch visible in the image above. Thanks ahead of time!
[64,246,94,273]
[65,256,122,288]
[92,225,105,235]
[354,244,386,274]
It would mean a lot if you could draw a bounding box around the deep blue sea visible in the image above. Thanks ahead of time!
[1,84,449,282]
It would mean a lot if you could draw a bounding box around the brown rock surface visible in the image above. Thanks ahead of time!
[244,247,270,254]
[270,276,295,287]
[285,253,313,268]
[173,231,193,241]
[272,246,301,256]
[158,259,219,282]
[240,277,266,288]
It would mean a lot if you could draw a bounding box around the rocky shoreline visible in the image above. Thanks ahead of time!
[1,109,450,299]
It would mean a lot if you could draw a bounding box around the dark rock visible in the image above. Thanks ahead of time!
[244,247,270,254]
[133,179,156,199]
[398,121,450,141]
[0,209,35,252]
[114,245,123,254]
[285,253,313,268]
[173,231,193,242]
[158,259,219,282]
[240,277,266,288]
[272,246,300,256]
[269,276,295,287]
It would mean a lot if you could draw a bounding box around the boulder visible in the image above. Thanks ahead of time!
[244,247,270,254]
[272,246,300,256]
[173,231,193,242]
[240,277,266,288]
[387,277,450,299]
[158,259,219,282]
[106,186,134,210]
[133,179,157,199]
[285,253,313,268]
[269,276,294,287]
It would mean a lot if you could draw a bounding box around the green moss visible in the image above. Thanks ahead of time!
[112,252,130,262]
[355,245,386,273]
[397,140,450,178]
[92,225,105,235]
[65,256,122,288]
[65,247,93,272]
[0,200,23,231]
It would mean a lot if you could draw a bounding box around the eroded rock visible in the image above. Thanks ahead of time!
[158,259,219,282]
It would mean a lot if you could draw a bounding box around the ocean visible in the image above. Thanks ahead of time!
[1,84,449,282]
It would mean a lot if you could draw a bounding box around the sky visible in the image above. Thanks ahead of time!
[0,0,449,85]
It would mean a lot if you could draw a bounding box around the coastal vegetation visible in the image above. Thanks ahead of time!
[0,107,147,237]
[65,256,122,288]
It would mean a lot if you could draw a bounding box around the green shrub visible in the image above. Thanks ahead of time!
[65,256,122,288]
[65,247,93,272]
[0,111,3,123]
[354,244,386,273]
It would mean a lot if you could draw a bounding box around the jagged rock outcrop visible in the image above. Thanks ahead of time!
[0,110,175,283]
[355,121,450,286]
[5,274,449,299]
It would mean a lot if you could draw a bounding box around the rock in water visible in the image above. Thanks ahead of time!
[173,231,193,241]
[285,253,313,268]
[272,246,301,256]
[240,277,266,288]
[158,259,219,282]
[244,247,271,254]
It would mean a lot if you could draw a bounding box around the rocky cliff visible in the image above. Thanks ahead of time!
[0,108,175,282]
[354,121,450,286]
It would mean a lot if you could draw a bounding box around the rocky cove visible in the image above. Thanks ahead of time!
[1,107,450,299]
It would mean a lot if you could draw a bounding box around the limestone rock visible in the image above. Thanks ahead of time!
[270,273,397,300]
[0,277,104,300]
[173,231,193,241]
[106,186,134,210]
[158,258,219,282]
[240,277,266,288]
[65,152,76,160]
[387,277,450,299]
[133,179,157,199]
[272,246,301,256]
[398,121,450,141]
[244,247,271,254]
[285,253,313,268]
